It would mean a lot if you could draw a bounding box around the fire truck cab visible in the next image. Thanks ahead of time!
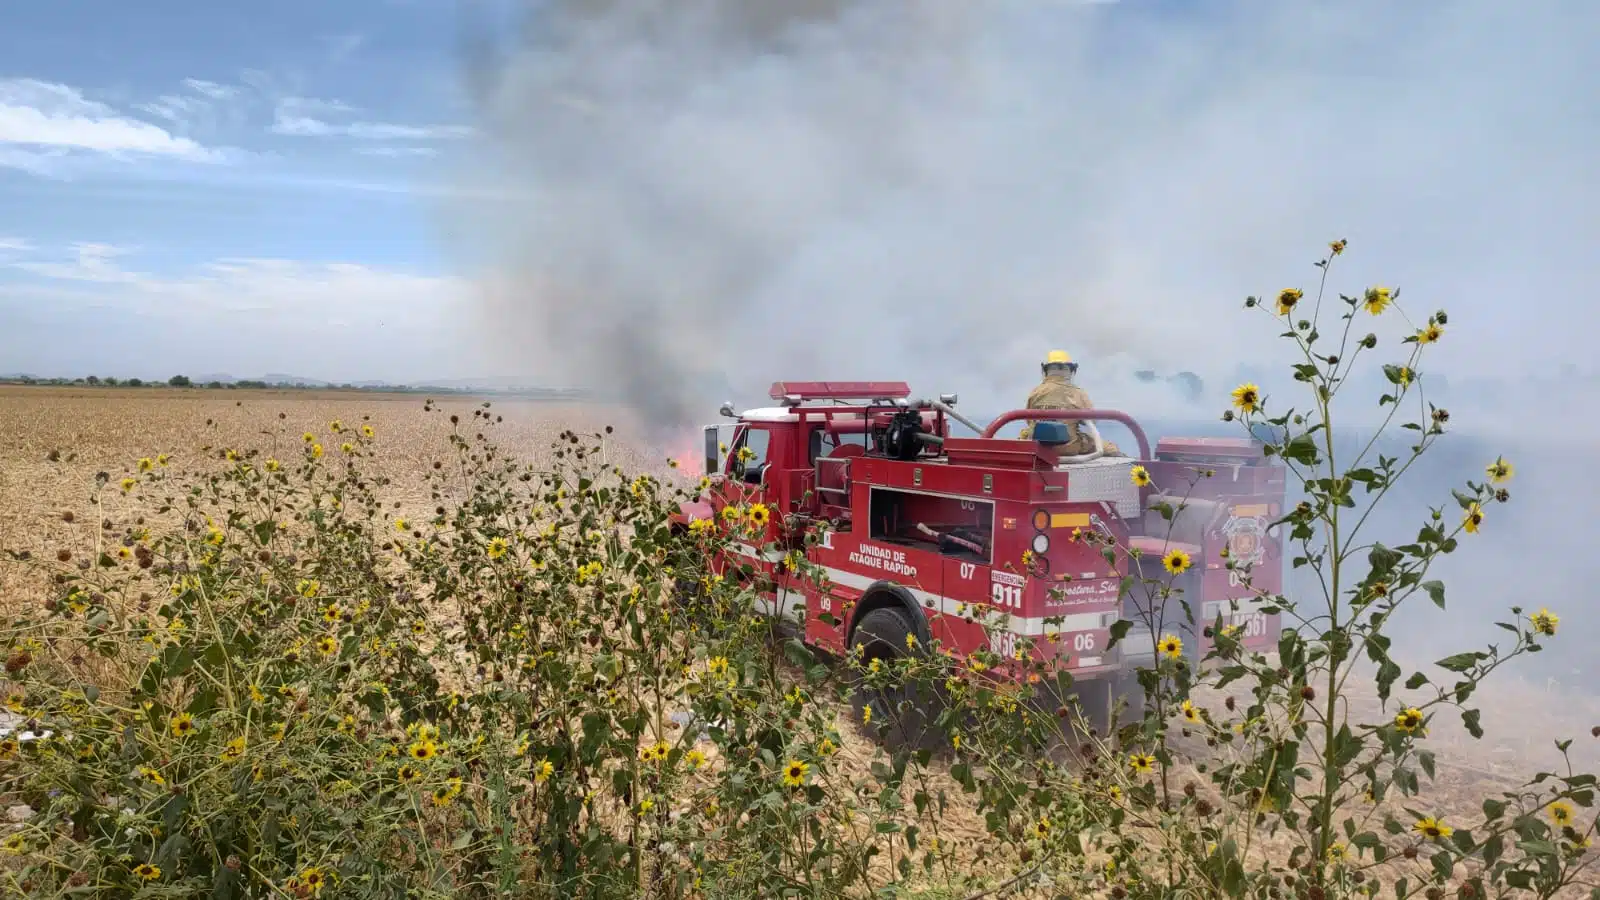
[673,381,1286,721]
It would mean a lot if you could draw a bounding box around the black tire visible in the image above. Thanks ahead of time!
[849,606,938,751]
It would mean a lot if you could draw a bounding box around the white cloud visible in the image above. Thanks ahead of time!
[0,78,221,163]
[183,79,238,101]
[271,96,472,141]
[0,247,477,381]
[10,243,142,283]
[355,146,440,157]
[0,237,31,253]
[137,94,210,123]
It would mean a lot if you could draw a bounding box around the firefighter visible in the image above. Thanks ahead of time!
[1019,349,1122,456]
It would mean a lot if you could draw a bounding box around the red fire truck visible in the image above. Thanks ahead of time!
[672,381,1286,728]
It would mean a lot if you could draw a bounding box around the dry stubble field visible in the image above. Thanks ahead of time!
[3,385,1599,890]
[0,385,669,606]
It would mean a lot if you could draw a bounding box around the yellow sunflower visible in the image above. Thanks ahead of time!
[1486,456,1514,484]
[782,759,809,787]
[1394,707,1424,733]
[1231,382,1261,414]
[1530,608,1559,636]
[1414,816,1453,840]
[1550,801,1575,827]
[747,503,772,528]
[1158,634,1183,659]
[1276,288,1303,316]
[1363,286,1392,315]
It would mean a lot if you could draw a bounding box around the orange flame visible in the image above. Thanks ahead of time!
[668,434,701,475]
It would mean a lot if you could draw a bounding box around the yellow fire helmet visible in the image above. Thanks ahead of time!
[1044,349,1073,366]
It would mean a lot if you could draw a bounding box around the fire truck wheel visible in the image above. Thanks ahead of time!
[849,607,937,750]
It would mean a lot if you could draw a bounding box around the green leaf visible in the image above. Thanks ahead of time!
[209,870,239,900]
[1482,833,1505,866]
[187,687,218,717]
[1435,652,1484,673]
[1483,798,1506,820]
[1431,850,1453,880]
[253,520,276,545]
[153,831,191,867]
[1332,724,1360,768]
[1222,858,1246,897]
[1106,619,1132,650]
[1418,751,1436,780]
[1462,708,1483,739]
[1421,580,1445,609]
[1281,434,1320,466]
[1367,544,1402,577]
[782,639,815,669]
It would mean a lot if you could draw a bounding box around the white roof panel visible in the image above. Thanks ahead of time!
[740,407,798,422]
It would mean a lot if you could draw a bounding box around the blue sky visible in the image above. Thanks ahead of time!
[0,0,504,381]
[1,0,469,266]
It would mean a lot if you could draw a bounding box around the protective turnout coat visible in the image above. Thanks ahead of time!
[1019,375,1121,456]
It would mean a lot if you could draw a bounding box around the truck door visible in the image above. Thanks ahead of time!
[719,423,774,515]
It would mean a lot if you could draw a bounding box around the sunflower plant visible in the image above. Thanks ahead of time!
[1061,241,1598,899]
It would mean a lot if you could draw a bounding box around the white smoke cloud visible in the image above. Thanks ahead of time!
[444,0,1599,436]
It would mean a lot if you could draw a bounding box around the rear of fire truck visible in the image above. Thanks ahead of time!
[968,415,1288,724]
[1120,436,1289,671]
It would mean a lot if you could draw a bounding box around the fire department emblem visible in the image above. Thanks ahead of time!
[1221,515,1266,569]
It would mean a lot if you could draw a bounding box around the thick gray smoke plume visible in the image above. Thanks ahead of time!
[445,0,1598,439]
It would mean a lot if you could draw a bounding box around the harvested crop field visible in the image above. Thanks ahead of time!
[3,385,1598,896]
[0,386,671,604]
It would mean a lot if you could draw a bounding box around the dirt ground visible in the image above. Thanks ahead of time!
[0,385,678,604]
[3,385,1597,894]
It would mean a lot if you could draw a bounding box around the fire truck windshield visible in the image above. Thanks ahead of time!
[729,425,771,485]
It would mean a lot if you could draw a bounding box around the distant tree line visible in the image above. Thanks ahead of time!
[0,375,588,399]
